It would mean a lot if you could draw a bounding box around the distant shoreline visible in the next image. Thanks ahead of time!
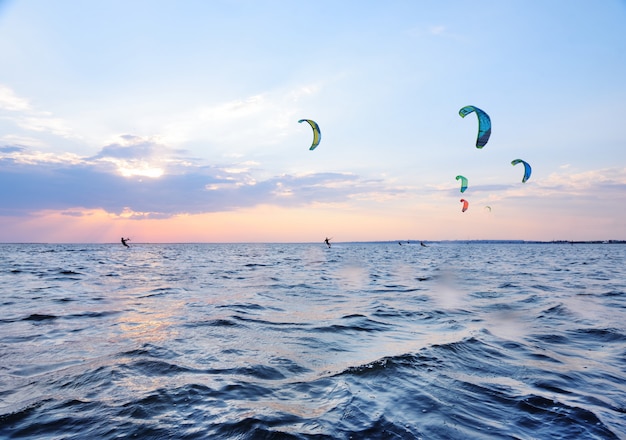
[420,240,626,244]
[1,240,625,245]
[356,240,626,245]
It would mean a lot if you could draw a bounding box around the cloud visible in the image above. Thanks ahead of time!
[429,167,626,212]
[0,84,77,140]
[0,85,31,112]
[157,82,325,151]
[534,167,626,198]
[60,210,91,217]
[0,145,25,153]
[0,135,401,218]
[429,25,447,36]
[89,134,196,178]
[0,134,50,149]
[405,24,462,40]
[15,114,74,138]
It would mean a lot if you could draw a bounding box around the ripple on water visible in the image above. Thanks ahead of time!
[0,242,625,439]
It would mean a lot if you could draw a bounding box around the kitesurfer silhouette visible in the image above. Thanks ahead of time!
[324,237,331,248]
[121,237,130,248]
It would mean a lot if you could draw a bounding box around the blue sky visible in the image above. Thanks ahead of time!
[0,0,625,242]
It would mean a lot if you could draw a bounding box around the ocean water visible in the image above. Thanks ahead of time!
[0,242,624,439]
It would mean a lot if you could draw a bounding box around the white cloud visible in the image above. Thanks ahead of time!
[0,134,48,149]
[0,84,78,140]
[0,85,31,112]
[287,83,322,102]
[0,148,84,166]
[538,167,626,196]
[429,25,447,36]
[157,83,323,152]
[405,24,461,40]
[18,114,74,138]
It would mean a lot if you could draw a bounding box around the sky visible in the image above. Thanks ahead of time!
[1,0,625,243]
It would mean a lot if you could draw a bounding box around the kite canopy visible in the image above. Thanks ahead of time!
[511,159,532,183]
[298,119,321,150]
[455,175,468,193]
[460,198,469,212]
[459,105,491,148]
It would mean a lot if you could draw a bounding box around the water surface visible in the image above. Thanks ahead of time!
[1,243,624,439]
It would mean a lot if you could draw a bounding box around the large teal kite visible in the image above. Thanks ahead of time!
[459,105,491,148]
[298,119,321,150]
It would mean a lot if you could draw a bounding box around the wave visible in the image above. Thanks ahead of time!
[2,242,625,439]
[327,336,623,439]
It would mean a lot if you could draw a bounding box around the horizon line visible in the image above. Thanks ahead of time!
[1,239,625,245]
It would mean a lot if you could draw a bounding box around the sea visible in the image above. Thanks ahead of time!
[0,242,624,439]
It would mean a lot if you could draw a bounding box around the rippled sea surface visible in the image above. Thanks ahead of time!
[1,242,625,439]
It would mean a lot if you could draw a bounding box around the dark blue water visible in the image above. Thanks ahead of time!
[1,243,624,439]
